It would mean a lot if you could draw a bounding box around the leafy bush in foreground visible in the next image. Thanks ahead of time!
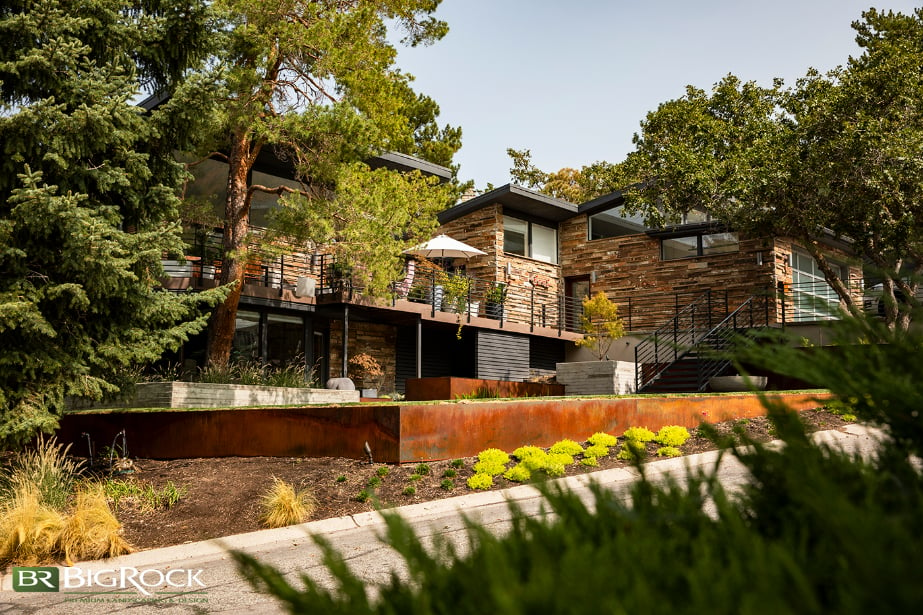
[234,312,923,613]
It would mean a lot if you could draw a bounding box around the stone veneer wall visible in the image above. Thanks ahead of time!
[559,215,777,331]
[438,204,564,325]
[329,321,398,392]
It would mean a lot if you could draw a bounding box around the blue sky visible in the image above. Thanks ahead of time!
[393,1,921,189]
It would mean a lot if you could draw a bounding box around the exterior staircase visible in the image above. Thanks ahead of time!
[635,293,769,393]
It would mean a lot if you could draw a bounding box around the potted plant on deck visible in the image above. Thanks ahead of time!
[485,282,507,319]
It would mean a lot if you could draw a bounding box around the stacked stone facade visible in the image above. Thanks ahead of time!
[329,321,398,392]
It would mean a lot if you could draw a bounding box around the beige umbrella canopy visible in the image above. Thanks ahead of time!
[402,234,486,260]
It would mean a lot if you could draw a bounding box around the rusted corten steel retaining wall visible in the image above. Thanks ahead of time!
[57,406,400,462]
[404,377,565,402]
[57,392,831,463]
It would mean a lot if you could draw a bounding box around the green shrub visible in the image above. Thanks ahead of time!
[503,465,532,483]
[466,473,493,490]
[584,444,610,458]
[587,432,618,447]
[617,440,645,462]
[354,490,371,503]
[657,446,683,458]
[580,456,599,467]
[451,459,465,469]
[622,426,655,443]
[367,476,381,488]
[547,452,574,467]
[512,445,544,460]
[439,479,454,491]
[408,474,422,482]
[472,460,507,476]
[376,466,390,478]
[402,486,416,496]
[414,463,431,476]
[335,475,346,483]
[654,426,691,447]
[549,439,584,456]
[442,469,457,479]
[477,448,510,466]
[542,462,566,477]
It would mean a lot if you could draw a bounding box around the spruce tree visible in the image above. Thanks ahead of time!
[0,0,224,447]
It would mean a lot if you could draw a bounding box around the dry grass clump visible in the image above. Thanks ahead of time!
[0,486,66,566]
[0,438,133,566]
[57,485,134,565]
[260,478,317,528]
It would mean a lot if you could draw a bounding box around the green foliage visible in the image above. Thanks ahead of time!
[439,479,453,492]
[547,452,574,467]
[580,456,599,467]
[587,432,618,447]
[402,486,416,497]
[622,427,655,443]
[622,9,923,329]
[196,0,463,365]
[574,292,626,360]
[455,385,501,400]
[335,475,346,484]
[549,439,584,456]
[584,444,610,459]
[354,490,371,503]
[0,0,227,447]
[408,474,422,482]
[376,466,390,478]
[466,473,493,490]
[451,459,465,469]
[654,426,691,447]
[477,448,511,466]
[413,463,431,476]
[617,440,646,462]
[656,447,683,458]
[366,476,382,489]
[503,465,532,483]
[441,469,457,479]
[102,479,186,511]
[512,446,545,461]
[0,437,83,511]
[472,461,507,477]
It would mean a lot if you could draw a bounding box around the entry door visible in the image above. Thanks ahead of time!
[565,276,591,331]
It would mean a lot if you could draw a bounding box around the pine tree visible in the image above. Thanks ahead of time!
[192,0,462,366]
[0,0,225,447]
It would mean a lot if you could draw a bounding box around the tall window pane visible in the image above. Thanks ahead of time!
[662,236,698,260]
[503,216,527,256]
[531,224,557,264]
[267,314,304,366]
[233,311,261,360]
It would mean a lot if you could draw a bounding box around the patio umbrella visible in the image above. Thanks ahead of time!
[402,234,486,260]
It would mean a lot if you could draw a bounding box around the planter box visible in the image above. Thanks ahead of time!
[124,382,359,408]
[556,360,636,396]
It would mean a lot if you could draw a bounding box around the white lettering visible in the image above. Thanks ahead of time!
[17,570,55,589]
[139,569,164,587]
[92,570,117,589]
[188,570,206,588]
[62,568,85,589]
[120,567,150,596]
[165,569,187,587]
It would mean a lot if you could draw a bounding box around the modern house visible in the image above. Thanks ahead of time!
[164,154,864,394]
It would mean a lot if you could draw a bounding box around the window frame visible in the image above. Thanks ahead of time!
[660,231,739,260]
[503,215,558,264]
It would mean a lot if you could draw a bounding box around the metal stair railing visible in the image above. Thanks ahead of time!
[634,291,722,392]
[691,295,769,391]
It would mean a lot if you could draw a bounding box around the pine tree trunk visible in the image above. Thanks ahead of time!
[207,133,254,367]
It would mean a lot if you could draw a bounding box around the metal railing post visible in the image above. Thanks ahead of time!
[530,287,535,332]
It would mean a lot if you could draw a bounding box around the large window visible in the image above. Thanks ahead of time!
[232,310,306,364]
[661,232,739,260]
[790,250,843,322]
[588,205,646,240]
[503,216,558,264]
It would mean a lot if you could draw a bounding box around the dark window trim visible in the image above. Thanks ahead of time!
[503,215,558,264]
[661,231,739,261]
